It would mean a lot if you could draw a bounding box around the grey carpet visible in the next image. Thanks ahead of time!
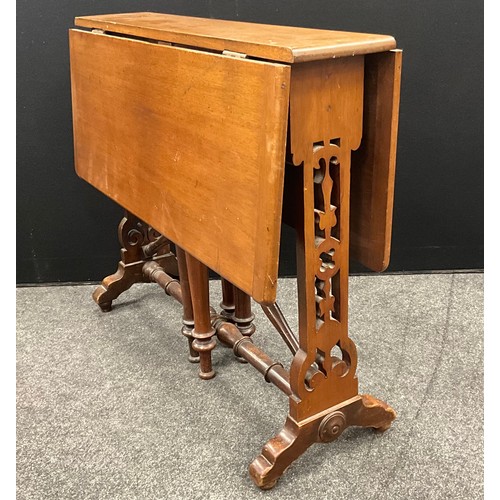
[16,273,483,499]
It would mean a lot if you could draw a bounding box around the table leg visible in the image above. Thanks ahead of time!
[176,247,199,363]
[233,286,256,338]
[249,56,395,488]
[220,278,235,320]
[185,253,217,379]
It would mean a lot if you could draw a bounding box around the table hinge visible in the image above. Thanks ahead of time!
[222,50,247,59]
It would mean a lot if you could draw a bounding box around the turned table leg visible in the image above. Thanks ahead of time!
[220,278,235,320]
[176,247,199,363]
[185,253,217,379]
[233,286,256,338]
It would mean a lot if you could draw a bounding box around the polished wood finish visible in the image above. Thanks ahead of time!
[92,211,177,312]
[143,260,182,302]
[185,253,216,380]
[351,50,403,271]
[220,279,235,320]
[75,12,397,63]
[213,316,292,397]
[176,248,199,363]
[233,287,255,338]
[261,303,299,355]
[70,28,290,304]
[288,56,364,421]
[246,54,398,488]
[71,14,402,490]
[249,394,396,489]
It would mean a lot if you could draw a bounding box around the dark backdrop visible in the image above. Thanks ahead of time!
[17,0,484,284]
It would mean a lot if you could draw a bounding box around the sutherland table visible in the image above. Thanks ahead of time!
[69,12,402,489]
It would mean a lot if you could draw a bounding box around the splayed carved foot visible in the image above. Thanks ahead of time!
[249,394,395,489]
[93,211,177,312]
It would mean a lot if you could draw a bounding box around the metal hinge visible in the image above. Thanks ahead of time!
[222,50,247,59]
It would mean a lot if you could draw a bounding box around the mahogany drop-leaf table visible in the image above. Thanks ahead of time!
[69,12,402,489]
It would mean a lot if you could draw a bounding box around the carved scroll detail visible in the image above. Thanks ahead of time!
[302,141,358,394]
[249,55,396,489]
[287,136,359,420]
[118,213,164,260]
[92,211,177,312]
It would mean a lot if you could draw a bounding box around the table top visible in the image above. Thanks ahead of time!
[70,29,290,303]
[74,12,396,63]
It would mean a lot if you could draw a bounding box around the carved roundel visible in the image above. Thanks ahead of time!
[318,411,347,442]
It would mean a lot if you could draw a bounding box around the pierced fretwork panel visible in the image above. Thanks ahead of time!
[288,55,365,422]
[313,143,341,328]
[290,139,359,420]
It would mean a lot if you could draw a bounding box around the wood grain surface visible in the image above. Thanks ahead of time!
[70,29,290,303]
[351,50,402,271]
[74,12,396,63]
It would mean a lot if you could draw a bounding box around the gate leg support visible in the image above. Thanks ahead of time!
[185,253,216,379]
